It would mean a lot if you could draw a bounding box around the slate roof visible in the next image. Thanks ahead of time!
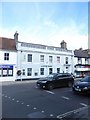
[74,49,90,58]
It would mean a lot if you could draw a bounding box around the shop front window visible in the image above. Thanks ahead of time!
[1,65,13,77]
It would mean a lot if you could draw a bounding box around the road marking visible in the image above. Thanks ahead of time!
[45,90,55,94]
[16,100,19,103]
[80,103,88,107]
[27,105,30,107]
[50,114,54,117]
[61,96,70,100]
[57,106,87,119]
[21,102,24,104]
[41,110,44,113]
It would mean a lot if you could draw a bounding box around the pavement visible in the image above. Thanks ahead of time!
[0,78,82,86]
[0,80,37,86]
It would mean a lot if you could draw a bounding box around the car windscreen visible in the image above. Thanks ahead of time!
[46,74,57,80]
[80,76,90,82]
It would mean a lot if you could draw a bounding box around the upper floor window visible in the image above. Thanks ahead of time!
[85,58,88,64]
[78,58,82,64]
[4,53,9,60]
[49,56,53,63]
[65,57,68,64]
[40,55,44,62]
[57,56,60,63]
[28,54,32,62]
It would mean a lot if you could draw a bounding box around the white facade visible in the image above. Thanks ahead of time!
[16,42,74,80]
[0,50,17,81]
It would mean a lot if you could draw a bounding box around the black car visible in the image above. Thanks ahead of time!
[36,73,74,90]
[72,76,90,94]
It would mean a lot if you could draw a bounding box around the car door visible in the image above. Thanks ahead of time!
[52,75,61,88]
[54,74,64,87]
[58,74,67,87]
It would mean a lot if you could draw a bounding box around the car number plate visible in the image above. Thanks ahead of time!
[75,88,81,91]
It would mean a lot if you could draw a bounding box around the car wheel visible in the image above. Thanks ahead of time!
[48,83,54,90]
[68,82,73,87]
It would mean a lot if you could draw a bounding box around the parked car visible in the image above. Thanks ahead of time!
[36,73,74,90]
[72,76,90,94]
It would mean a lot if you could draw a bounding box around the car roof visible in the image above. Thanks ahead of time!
[50,73,71,75]
[59,73,71,75]
[49,73,72,76]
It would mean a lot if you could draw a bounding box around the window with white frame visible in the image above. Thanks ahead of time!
[49,56,53,63]
[85,58,88,64]
[28,54,32,62]
[78,58,82,64]
[40,68,44,75]
[49,68,53,74]
[57,56,60,63]
[65,57,68,64]
[4,53,9,60]
[27,68,32,76]
[57,68,60,73]
[40,55,44,62]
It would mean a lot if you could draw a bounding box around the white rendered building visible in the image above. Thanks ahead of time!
[15,33,74,81]
[0,32,74,81]
[0,37,17,81]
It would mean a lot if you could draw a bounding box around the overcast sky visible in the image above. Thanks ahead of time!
[1,2,88,50]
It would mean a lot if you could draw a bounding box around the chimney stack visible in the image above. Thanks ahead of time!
[60,40,67,49]
[14,31,19,43]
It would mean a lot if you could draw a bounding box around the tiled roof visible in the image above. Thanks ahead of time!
[74,49,90,58]
[0,37,16,51]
